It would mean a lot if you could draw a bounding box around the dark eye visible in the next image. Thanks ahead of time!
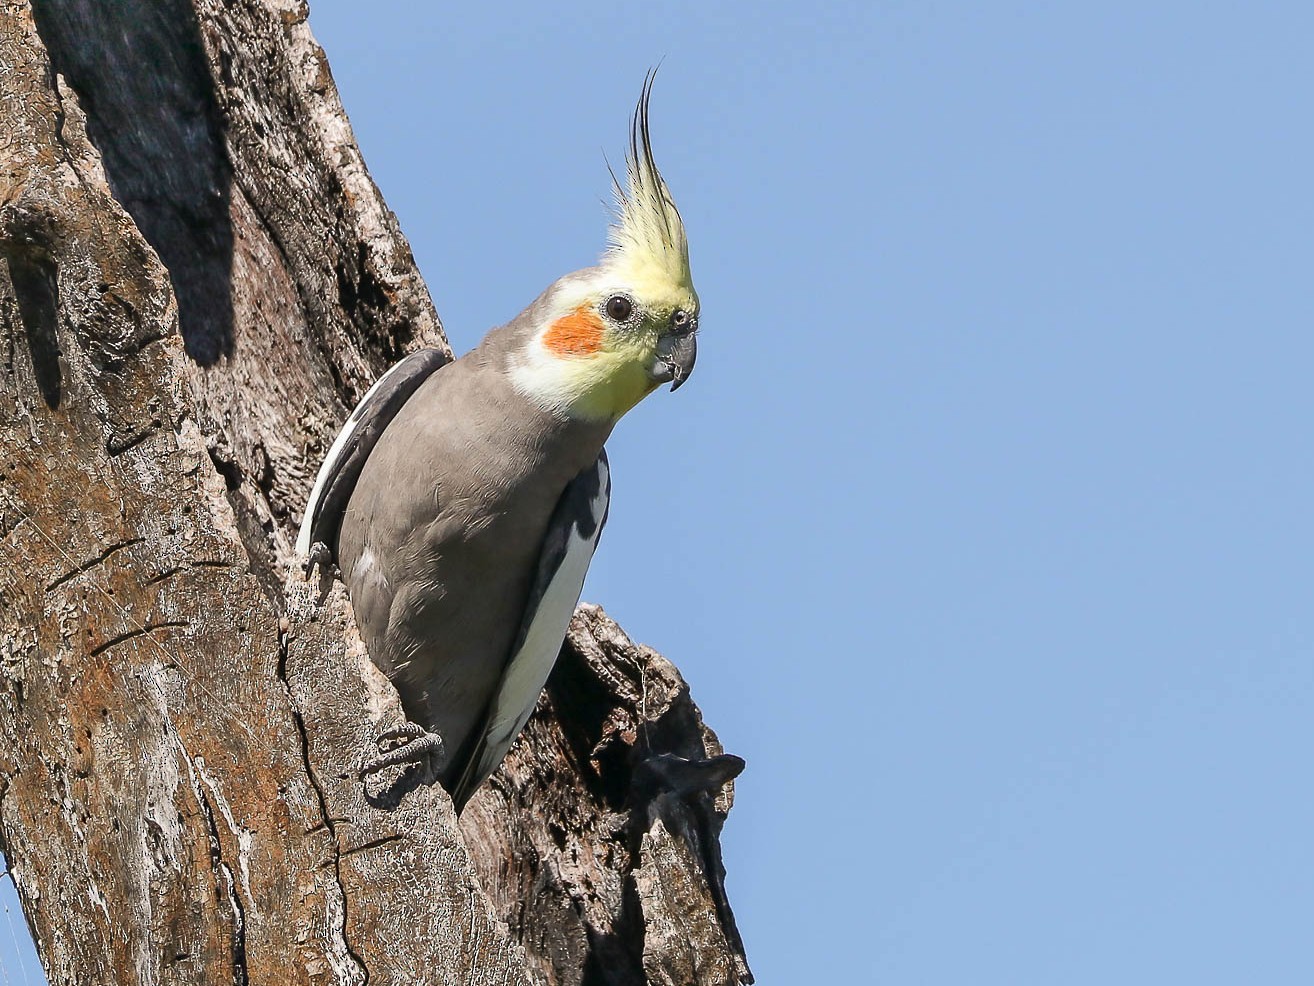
[605,295,633,322]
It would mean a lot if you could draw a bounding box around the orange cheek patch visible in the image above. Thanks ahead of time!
[543,306,605,357]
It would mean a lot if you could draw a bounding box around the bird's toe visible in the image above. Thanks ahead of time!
[359,723,446,782]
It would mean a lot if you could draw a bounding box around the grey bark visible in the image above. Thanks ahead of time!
[0,2,750,984]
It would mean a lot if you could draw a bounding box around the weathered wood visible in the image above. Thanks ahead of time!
[463,606,752,986]
[0,2,749,984]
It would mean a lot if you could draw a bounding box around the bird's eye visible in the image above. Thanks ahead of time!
[605,295,633,322]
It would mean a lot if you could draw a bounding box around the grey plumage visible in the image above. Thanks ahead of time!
[333,302,611,802]
[299,348,449,563]
[298,81,699,811]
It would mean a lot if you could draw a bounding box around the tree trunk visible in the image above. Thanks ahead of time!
[0,2,751,984]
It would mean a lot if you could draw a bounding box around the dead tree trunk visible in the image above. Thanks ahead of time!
[0,2,750,984]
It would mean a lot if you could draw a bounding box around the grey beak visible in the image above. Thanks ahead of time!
[653,332,697,392]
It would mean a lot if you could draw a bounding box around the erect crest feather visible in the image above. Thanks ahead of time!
[603,72,693,294]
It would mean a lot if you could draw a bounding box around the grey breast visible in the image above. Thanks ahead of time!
[336,351,610,786]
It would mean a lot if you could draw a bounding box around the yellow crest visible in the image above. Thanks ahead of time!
[602,73,694,303]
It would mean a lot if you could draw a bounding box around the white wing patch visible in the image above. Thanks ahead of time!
[474,455,611,785]
[295,358,426,556]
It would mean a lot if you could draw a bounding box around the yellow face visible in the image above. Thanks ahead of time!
[510,78,698,421]
[516,274,700,422]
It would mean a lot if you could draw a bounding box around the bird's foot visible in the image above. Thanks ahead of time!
[303,540,339,580]
[359,722,446,783]
[634,752,745,801]
[303,541,341,604]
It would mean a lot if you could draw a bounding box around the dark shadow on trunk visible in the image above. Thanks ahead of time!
[32,0,234,364]
[5,253,62,408]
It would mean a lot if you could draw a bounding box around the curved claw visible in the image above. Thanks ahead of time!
[303,540,336,580]
[359,722,446,782]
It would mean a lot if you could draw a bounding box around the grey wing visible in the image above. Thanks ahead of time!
[450,450,612,812]
[296,348,449,564]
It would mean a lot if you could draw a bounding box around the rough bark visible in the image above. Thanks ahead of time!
[0,2,749,985]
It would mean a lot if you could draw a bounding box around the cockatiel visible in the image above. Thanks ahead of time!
[296,77,698,812]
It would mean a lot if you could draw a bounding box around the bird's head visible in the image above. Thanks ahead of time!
[509,77,699,423]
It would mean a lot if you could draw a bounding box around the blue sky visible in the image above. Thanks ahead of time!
[5,2,1313,982]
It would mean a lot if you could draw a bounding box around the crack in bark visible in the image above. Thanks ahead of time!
[45,536,144,592]
[88,620,188,658]
[339,833,403,858]
[142,566,184,587]
[275,625,369,985]
[142,559,238,587]
[191,763,249,986]
[106,423,160,457]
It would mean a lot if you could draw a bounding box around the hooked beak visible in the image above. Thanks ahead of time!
[651,331,697,392]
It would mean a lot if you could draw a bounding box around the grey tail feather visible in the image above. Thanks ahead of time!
[448,720,492,814]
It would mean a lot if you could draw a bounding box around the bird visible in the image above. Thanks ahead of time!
[296,76,699,812]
